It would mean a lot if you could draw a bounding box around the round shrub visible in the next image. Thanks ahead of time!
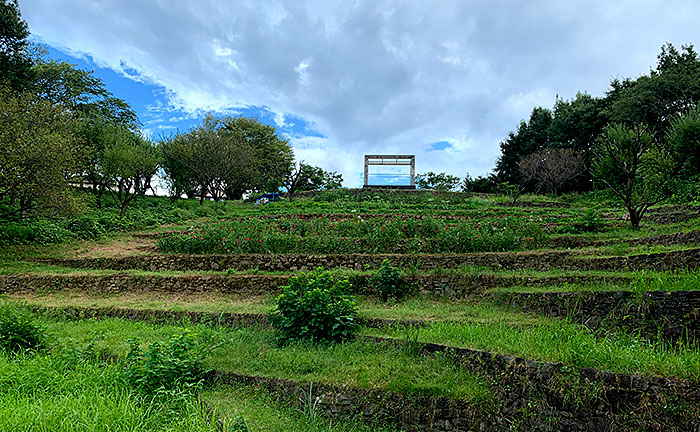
[0,306,47,354]
[269,268,358,344]
[370,259,409,301]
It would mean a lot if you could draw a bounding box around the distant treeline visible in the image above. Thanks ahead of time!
[0,1,340,222]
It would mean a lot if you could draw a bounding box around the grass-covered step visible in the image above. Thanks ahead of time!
[40,316,700,431]
[2,295,543,327]
[488,289,700,344]
[0,271,633,299]
[548,229,700,249]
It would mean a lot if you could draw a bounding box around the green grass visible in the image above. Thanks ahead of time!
[0,350,216,432]
[366,320,700,380]
[2,293,544,325]
[203,385,398,432]
[491,270,700,294]
[41,317,494,401]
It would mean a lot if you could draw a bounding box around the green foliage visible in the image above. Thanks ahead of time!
[592,123,674,228]
[558,209,604,234]
[296,164,343,192]
[0,346,217,432]
[230,415,249,432]
[0,0,33,89]
[0,306,46,354]
[269,269,358,344]
[161,115,292,201]
[415,172,461,191]
[370,260,409,302]
[0,85,85,220]
[156,214,546,254]
[666,105,700,178]
[123,332,209,393]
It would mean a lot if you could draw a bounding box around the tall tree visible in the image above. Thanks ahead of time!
[0,85,84,220]
[495,107,552,187]
[606,43,700,136]
[161,115,251,203]
[218,116,293,198]
[592,123,674,229]
[0,0,33,89]
[100,128,159,217]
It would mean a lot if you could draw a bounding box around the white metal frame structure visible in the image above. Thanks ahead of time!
[363,154,416,188]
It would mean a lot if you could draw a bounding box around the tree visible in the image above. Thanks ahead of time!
[461,174,499,193]
[161,115,251,203]
[217,116,293,198]
[592,123,674,229]
[0,85,84,220]
[518,148,586,196]
[415,172,461,191]
[666,105,700,178]
[274,160,305,202]
[296,164,343,192]
[100,127,159,217]
[494,107,552,186]
[0,0,34,89]
[606,44,700,137]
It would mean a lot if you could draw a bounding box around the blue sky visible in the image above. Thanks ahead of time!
[21,1,700,187]
[43,45,324,145]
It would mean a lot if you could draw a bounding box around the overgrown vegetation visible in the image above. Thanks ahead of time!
[156,214,547,254]
[0,305,46,354]
[269,269,358,344]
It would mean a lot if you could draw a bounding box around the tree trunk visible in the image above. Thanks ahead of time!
[628,206,641,230]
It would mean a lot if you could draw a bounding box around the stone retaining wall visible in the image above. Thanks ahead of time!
[0,273,630,299]
[33,247,700,272]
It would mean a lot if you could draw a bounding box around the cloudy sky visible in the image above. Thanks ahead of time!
[20,0,700,187]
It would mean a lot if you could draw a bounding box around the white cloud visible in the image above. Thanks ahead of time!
[20,0,700,186]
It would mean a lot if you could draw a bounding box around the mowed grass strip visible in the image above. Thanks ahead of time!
[2,293,543,325]
[43,317,494,402]
[366,320,700,381]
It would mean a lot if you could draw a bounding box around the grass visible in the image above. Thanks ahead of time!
[491,270,700,294]
[0,350,216,432]
[203,385,398,432]
[366,320,700,381]
[41,317,494,402]
[1,293,544,325]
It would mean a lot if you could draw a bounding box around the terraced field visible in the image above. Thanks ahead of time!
[2,191,700,431]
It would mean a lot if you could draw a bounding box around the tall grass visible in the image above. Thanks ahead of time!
[43,317,492,401]
[368,320,700,380]
[0,349,216,432]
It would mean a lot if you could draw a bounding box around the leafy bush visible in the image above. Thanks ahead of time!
[64,215,106,239]
[269,268,358,344]
[0,306,47,354]
[123,332,209,393]
[370,260,410,301]
[559,209,604,234]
